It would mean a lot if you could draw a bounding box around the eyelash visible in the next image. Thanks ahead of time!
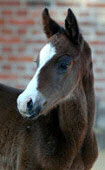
[34,60,38,66]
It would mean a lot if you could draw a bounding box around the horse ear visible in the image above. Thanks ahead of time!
[42,8,61,38]
[65,9,81,44]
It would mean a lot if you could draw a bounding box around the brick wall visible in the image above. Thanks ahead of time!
[0,0,105,109]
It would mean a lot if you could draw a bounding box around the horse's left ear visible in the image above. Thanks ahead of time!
[42,8,61,38]
[65,9,82,45]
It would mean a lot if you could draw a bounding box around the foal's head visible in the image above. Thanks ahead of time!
[17,8,91,119]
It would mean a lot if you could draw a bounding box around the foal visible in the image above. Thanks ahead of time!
[17,8,98,170]
[0,9,98,170]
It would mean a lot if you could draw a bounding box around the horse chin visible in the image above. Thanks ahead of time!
[26,100,59,120]
[27,106,50,119]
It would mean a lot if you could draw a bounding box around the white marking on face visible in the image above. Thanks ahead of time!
[17,43,56,116]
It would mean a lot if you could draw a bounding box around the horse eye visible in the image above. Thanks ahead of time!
[59,62,69,70]
[57,61,70,74]
[56,55,72,74]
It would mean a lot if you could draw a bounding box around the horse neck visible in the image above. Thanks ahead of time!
[58,82,87,137]
[0,83,22,112]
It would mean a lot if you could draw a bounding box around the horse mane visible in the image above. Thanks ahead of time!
[81,41,98,169]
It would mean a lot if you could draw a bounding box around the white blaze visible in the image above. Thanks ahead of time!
[17,43,56,115]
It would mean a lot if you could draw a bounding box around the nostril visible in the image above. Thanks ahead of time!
[27,99,33,110]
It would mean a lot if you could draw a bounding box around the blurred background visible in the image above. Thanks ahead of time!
[0,0,105,169]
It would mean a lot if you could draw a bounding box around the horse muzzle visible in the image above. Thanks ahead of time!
[17,93,46,119]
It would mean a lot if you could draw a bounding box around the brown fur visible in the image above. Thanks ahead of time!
[0,83,97,170]
[0,8,98,170]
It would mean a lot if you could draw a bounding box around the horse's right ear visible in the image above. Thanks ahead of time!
[65,9,82,45]
[42,8,61,38]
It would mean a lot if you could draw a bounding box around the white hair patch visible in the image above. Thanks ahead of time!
[17,43,56,115]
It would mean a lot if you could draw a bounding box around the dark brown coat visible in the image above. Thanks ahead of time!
[0,8,98,170]
[0,77,97,170]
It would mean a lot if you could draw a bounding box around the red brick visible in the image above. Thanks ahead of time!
[31,10,41,17]
[2,29,13,35]
[25,39,45,44]
[23,75,32,80]
[0,74,18,79]
[95,78,105,82]
[2,10,12,15]
[96,31,105,36]
[87,3,105,8]
[95,68,103,73]
[17,47,26,53]
[0,37,6,43]
[32,30,41,35]
[80,21,96,27]
[2,47,12,53]
[10,19,35,25]
[92,59,97,64]
[89,41,105,45]
[9,37,21,44]
[17,66,25,70]
[56,2,80,7]
[79,12,89,17]
[95,50,104,55]
[16,10,27,16]
[0,19,5,25]
[0,56,3,61]
[0,1,20,6]
[8,56,33,62]
[0,37,20,44]
[2,65,11,70]
[95,88,104,92]
[17,29,27,35]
